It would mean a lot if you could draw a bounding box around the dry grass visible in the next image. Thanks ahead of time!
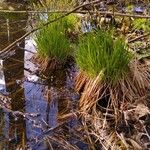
[75,30,150,149]
[32,54,63,73]
[76,59,150,111]
[75,59,150,149]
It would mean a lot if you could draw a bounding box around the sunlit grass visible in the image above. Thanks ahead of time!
[35,21,69,62]
[35,14,79,71]
[76,30,133,84]
[36,24,71,61]
[75,29,150,150]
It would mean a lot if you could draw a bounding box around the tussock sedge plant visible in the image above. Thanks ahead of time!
[35,14,78,71]
[75,29,150,149]
[76,30,132,84]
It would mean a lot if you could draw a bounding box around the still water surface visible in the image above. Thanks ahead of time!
[0,2,87,150]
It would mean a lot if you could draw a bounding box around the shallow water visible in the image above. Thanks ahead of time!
[0,2,86,150]
[1,1,149,150]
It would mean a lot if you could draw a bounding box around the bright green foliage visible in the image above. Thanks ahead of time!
[35,14,78,62]
[48,13,78,31]
[76,30,133,84]
[35,22,70,62]
[63,14,79,30]
[132,18,150,32]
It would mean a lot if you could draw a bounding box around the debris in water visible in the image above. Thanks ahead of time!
[27,75,39,82]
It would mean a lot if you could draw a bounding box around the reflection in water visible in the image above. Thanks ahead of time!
[24,66,78,148]
[0,2,27,149]
[0,2,80,149]
[45,87,58,128]
[0,60,6,92]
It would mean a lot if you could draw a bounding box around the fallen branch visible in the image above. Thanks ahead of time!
[0,9,150,18]
[128,32,150,43]
[0,0,101,56]
[17,44,36,54]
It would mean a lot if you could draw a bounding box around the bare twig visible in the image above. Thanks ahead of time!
[129,32,150,43]
[0,9,150,18]
[17,45,36,54]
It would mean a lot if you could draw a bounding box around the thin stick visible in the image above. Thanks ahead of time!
[128,32,150,43]
[0,9,150,18]
[0,0,101,55]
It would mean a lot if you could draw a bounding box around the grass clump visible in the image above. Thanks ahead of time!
[36,22,71,61]
[75,29,150,149]
[35,14,79,71]
[76,30,132,84]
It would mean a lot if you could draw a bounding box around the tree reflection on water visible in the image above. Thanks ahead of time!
[0,2,78,149]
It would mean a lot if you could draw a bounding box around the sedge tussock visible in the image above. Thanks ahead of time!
[33,54,60,72]
[75,29,150,149]
[35,14,79,72]
[79,73,103,113]
[75,71,89,92]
